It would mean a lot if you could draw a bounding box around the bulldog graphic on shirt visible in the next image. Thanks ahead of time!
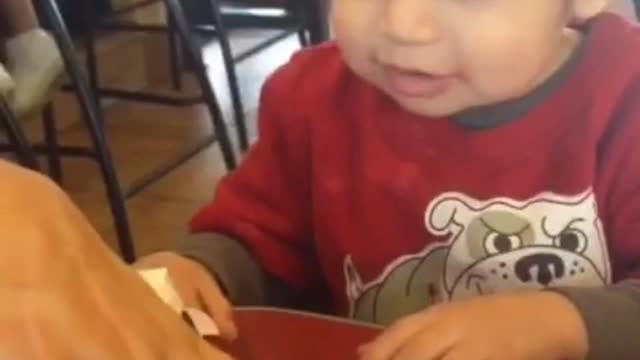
[345,189,611,325]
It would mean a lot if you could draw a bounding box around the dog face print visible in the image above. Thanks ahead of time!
[426,190,610,300]
[344,189,611,325]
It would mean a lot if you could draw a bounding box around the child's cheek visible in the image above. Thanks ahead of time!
[333,16,379,85]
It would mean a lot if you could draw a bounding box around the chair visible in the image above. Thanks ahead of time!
[0,0,136,262]
[179,0,320,149]
[0,97,40,171]
[0,0,327,262]
[83,0,323,151]
[9,0,239,262]
[79,0,238,169]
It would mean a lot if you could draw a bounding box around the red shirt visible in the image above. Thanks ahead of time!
[191,14,640,318]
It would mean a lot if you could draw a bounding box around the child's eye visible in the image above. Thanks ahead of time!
[484,232,522,255]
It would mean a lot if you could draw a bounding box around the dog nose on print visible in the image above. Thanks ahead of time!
[515,253,565,286]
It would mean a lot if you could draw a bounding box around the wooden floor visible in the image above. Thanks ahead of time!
[23,27,300,258]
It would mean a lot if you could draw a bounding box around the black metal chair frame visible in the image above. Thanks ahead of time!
[59,0,240,185]
[0,98,41,171]
[0,0,247,264]
[78,0,312,152]
[0,0,137,262]
[0,0,330,262]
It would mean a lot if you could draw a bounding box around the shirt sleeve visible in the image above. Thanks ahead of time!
[178,232,302,307]
[188,52,322,291]
[552,282,640,360]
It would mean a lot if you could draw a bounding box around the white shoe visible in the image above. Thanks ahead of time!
[6,29,64,116]
[0,64,15,99]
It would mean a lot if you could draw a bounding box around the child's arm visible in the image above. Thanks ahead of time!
[179,233,305,308]
[551,283,640,360]
[179,51,325,308]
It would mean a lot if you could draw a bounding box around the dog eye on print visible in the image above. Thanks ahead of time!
[345,190,611,326]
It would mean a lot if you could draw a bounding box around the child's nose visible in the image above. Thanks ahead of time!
[382,0,440,44]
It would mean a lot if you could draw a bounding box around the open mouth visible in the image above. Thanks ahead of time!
[381,64,454,99]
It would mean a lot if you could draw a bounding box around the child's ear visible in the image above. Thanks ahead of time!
[568,0,609,24]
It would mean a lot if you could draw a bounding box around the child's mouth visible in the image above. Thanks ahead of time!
[382,65,453,99]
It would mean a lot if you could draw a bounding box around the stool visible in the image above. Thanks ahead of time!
[82,0,315,151]
[0,97,40,171]
[0,0,138,262]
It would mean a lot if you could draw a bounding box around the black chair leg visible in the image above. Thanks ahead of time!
[39,0,136,263]
[163,0,237,169]
[307,0,329,44]
[42,103,63,184]
[207,0,249,152]
[0,98,40,171]
[297,29,309,47]
[167,14,184,91]
[79,1,101,104]
[289,0,310,47]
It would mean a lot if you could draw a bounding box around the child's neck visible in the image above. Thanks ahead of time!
[455,28,587,130]
[541,28,583,90]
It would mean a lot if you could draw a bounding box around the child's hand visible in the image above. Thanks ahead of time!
[359,292,588,360]
[134,252,238,340]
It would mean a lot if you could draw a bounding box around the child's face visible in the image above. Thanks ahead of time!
[332,0,590,117]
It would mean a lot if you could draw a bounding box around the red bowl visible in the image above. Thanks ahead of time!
[211,308,382,360]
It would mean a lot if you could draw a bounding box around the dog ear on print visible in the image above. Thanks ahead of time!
[426,195,474,236]
[344,256,364,303]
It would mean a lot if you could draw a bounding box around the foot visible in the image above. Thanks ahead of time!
[0,64,16,99]
[6,29,64,116]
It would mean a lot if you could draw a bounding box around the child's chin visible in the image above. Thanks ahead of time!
[392,96,468,119]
